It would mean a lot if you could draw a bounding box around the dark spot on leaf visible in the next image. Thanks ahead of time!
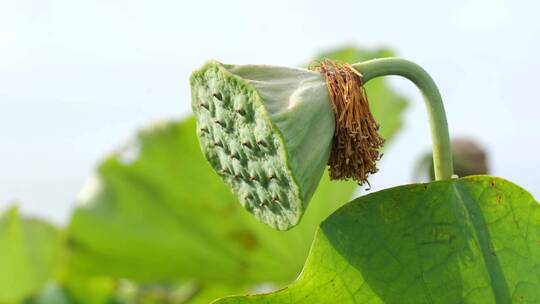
[230,230,259,251]
[237,260,249,274]
[221,202,238,216]
[66,237,78,248]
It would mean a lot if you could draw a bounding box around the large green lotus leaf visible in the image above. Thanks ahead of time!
[216,176,540,303]
[314,46,408,140]
[0,207,61,303]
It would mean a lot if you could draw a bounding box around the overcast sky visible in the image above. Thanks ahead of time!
[1,0,539,223]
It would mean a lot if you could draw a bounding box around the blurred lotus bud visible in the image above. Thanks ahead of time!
[414,138,489,181]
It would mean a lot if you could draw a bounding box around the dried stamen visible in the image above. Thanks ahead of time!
[313,59,384,184]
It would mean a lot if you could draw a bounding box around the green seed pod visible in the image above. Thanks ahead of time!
[190,60,335,230]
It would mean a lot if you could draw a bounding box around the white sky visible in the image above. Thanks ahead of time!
[1,0,539,223]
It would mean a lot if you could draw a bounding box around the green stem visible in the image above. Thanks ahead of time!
[352,58,454,180]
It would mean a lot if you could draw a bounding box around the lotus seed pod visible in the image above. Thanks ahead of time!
[190,60,335,230]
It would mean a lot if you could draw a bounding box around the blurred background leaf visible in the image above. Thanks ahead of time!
[2,46,409,303]
[0,207,61,303]
[65,118,355,284]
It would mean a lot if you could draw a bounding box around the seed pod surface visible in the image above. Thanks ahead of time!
[191,60,334,230]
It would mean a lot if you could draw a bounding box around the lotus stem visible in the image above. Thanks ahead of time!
[352,58,454,180]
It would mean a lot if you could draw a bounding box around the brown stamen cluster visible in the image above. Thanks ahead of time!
[313,60,384,185]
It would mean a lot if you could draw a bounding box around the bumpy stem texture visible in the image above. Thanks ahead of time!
[352,58,454,180]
